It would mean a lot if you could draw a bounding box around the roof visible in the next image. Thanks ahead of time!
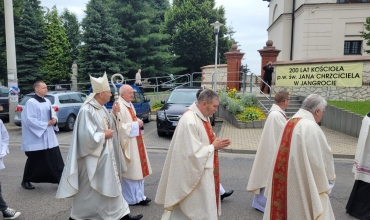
[173,87,202,92]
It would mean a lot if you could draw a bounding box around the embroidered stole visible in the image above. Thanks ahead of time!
[270,118,301,220]
[203,120,220,213]
[126,106,150,178]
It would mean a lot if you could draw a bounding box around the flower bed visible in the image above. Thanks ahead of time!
[218,88,266,128]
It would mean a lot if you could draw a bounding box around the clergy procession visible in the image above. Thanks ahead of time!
[0,72,369,220]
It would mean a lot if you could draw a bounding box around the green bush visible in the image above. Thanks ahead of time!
[238,109,261,122]
[226,99,244,115]
[219,91,229,106]
[240,93,258,107]
[152,101,163,109]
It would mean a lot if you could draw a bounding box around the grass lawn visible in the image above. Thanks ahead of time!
[327,101,370,116]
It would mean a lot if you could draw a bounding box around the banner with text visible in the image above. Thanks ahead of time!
[275,62,363,87]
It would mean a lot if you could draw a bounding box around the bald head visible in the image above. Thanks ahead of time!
[119,84,134,102]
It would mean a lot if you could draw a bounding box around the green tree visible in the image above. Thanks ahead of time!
[361,17,370,54]
[0,0,23,87]
[15,0,47,94]
[114,0,182,79]
[163,0,235,74]
[60,9,81,64]
[79,0,126,82]
[41,6,71,87]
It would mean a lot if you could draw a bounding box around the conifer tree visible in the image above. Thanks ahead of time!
[15,0,46,94]
[114,0,183,79]
[163,0,235,74]
[79,0,126,82]
[60,9,81,64]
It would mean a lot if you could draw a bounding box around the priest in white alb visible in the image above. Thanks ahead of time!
[155,89,231,220]
[247,90,290,212]
[114,84,152,205]
[56,73,143,220]
[263,94,336,220]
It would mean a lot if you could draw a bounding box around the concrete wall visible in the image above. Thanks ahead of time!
[200,64,228,90]
[321,104,363,137]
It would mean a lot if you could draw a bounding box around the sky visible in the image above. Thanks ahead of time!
[40,0,270,76]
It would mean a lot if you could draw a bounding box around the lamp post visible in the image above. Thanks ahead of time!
[4,0,18,125]
[210,21,223,91]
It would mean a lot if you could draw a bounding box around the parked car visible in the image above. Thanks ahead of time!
[0,86,9,119]
[14,91,87,131]
[88,84,151,122]
[156,87,216,137]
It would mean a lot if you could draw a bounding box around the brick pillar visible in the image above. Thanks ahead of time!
[224,44,245,90]
[258,40,281,93]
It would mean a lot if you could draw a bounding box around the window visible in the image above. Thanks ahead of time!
[69,93,82,103]
[132,91,141,103]
[59,95,71,104]
[344,41,362,55]
[0,88,8,97]
[80,93,87,102]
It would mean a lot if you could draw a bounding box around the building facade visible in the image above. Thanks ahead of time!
[264,0,370,61]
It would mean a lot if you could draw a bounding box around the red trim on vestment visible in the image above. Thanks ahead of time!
[127,107,150,178]
[270,118,301,220]
[203,120,219,213]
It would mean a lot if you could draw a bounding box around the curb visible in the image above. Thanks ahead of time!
[222,148,354,159]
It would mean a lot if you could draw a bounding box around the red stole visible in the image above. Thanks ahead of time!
[270,118,301,220]
[203,120,220,212]
[126,106,150,178]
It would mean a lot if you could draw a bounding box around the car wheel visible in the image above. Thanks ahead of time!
[157,130,166,137]
[64,114,76,131]
[144,111,151,123]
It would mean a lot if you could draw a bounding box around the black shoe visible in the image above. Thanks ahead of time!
[21,181,35,190]
[221,190,234,201]
[137,198,151,205]
[121,214,143,220]
[2,208,21,219]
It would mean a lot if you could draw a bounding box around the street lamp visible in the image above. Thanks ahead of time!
[210,21,223,91]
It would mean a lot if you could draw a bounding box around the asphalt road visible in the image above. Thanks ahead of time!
[0,120,358,220]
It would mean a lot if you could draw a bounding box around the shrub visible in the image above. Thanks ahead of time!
[240,93,258,107]
[236,107,266,122]
[226,98,244,115]
[219,91,229,106]
[151,101,163,111]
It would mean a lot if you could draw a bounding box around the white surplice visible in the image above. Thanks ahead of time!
[155,103,220,220]
[21,98,59,151]
[353,115,370,183]
[247,104,287,212]
[0,119,9,170]
[263,109,336,220]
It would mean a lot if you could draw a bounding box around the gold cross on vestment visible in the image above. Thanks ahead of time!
[273,199,285,211]
[274,171,285,183]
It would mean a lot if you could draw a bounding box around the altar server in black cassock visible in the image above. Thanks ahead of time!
[346,112,370,220]
[20,81,64,190]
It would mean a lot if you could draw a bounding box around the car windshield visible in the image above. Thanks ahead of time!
[167,91,197,104]
[20,95,55,105]
[0,88,8,97]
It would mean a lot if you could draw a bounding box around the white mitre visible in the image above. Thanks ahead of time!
[84,72,111,104]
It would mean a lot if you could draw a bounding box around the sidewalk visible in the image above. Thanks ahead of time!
[218,118,358,159]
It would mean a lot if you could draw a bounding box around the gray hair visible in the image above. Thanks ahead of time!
[197,89,219,103]
[301,94,327,113]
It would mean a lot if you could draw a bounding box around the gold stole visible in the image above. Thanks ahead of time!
[270,118,301,220]
[126,106,150,178]
[203,120,220,213]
